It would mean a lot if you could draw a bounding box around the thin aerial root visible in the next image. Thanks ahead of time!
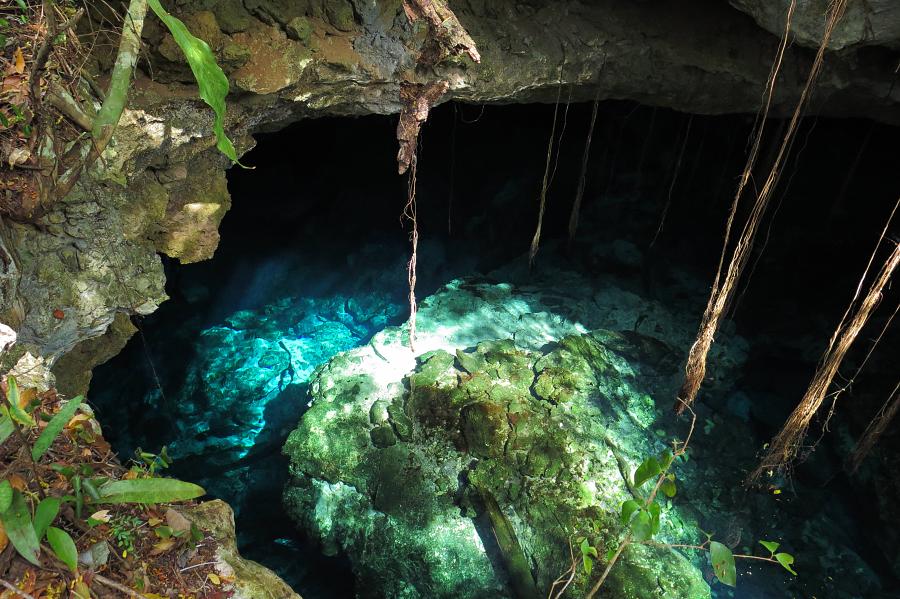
[747,236,900,485]
[677,0,851,415]
[529,77,563,269]
[568,89,601,248]
[650,114,693,248]
[846,379,900,474]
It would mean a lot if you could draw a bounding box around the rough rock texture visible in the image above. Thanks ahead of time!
[731,0,900,50]
[281,272,742,597]
[185,499,302,599]
[3,0,899,403]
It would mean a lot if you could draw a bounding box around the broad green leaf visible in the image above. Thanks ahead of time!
[0,490,40,565]
[97,478,205,504]
[633,456,660,488]
[658,449,674,470]
[34,496,61,540]
[604,547,616,561]
[4,377,33,427]
[709,541,736,587]
[583,554,593,576]
[32,396,83,461]
[647,501,661,536]
[147,0,239,163]
[47,526,78,572]
[0,414,13,444]
[660,478,677,498]
[629,510,653,542]
[0,480,11,513]
[759,540,780,554]
[620,499,640,526]
[775,552,797,575]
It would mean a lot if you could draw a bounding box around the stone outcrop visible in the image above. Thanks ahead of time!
[730,0,900,50]
[282,276,717,598]
[3,0,898,399]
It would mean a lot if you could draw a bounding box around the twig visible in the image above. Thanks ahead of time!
[179,560,218,573]
[93,573,152,599]
[0,579,36,599]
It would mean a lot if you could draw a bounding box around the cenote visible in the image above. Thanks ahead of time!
[84,100,900,599]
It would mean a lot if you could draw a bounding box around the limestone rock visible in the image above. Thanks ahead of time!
[185,499,302,599]
[730,0,900,50]
[282,278,719,598]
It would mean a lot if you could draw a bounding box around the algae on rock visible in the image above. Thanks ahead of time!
[283,299,711,598]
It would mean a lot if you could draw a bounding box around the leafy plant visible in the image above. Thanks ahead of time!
[0,375,206,570]
[576,406,798,598]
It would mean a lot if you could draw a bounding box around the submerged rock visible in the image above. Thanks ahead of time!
[283,279,712,598]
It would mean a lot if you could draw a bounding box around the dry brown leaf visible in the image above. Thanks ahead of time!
[165,508,191,534]
[149,537,176,556]
[8,474,27,491]
[65,413,91,429]
[13,47,25,75]
[0,520,8,553]
[89,510,112,523]
[147,517,163,526]
[17,387,35,409]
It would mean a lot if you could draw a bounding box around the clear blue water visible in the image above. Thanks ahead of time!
[89,106,900,598]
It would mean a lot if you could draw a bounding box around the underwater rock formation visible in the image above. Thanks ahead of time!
[282,277,721,598]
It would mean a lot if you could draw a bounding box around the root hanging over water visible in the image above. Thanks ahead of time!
[529,79,563,268]
[748,218,900,484]
[568,90,601,247]
[676,0,851,415]
[847,379,900,474]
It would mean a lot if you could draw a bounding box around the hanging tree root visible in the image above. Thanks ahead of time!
[567,88,601,248]
[847,379,900,474]
[396,0,480,350]
[528,78,563,268]
[747,235,900,484]
[676,0,851,415]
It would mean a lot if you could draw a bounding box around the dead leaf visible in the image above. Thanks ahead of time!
[65,413,91,429]
[13,47,25,75]
[17,386,35,409]
[71,579,91,599]
[89,510,111,523]
[8,473,27,491]
[207,573,220,585]
[0,520,8,553]
[165,508,191,534]
[149,537,176,556]
[147,517,163,527]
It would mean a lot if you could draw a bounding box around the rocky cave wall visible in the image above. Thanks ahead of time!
[1,0,898,394]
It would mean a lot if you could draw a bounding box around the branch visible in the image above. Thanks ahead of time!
[47,82,94,131]
[55,0,148,200]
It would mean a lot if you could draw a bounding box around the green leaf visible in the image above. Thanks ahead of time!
[32,396,83,461]
[155,525,173,539]
[97,478,205,504]
[647,501,661,536]
[658,449,674,470]
[709,541,736,587]
[604,547,616,561]
[629,511,653,542]
[660,478,677,498]
[583,554,593,576]
[774,552,797,575]
[759,540,780,554]
[15,0,27,11]
[0,480,11,514]
[633,456,660,488]
[0,411,12,445]
[147,0,239,164]
[5,377,33,427]
[33,497,61,540]
[620,499,640,526]
[0,490,41,565]
[47,527,78,572]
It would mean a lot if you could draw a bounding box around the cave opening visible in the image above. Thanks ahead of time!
[90,101,900,598]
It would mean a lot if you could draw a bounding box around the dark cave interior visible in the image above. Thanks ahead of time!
[91,100,900,598]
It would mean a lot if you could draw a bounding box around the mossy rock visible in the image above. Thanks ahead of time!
[283,329,710,598]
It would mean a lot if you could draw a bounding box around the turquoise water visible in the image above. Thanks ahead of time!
[90,106,900,598]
